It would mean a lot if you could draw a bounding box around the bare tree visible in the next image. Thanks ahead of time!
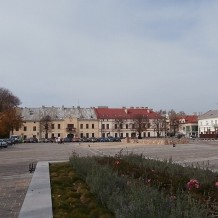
[113,116,125,137]
[39,115,53,139]
[152,111,165,137]
[168,109,185,136]
[132,114,150,139]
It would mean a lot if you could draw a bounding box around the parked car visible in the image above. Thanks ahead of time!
[4,138,14,146]
[72,137,80,142]
[63,137,72,143]
[89,137,98,143]
[79,137,90,142]
[23,138,38,143]
[0,139,8,148]
[10,135,21,143]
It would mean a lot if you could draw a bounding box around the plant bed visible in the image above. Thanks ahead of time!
[50,153,218,217]
[50,162,114,218]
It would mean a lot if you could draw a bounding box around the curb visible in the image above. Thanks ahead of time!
[18,161,53,218]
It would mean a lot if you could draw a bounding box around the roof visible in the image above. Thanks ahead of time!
[94,107,159,119]
[20,106,97,121]
[198,110,218,120]
[178,115,198,124]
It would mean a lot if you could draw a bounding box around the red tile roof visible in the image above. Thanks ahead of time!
[178,115,198,124]
[94,107,159,119]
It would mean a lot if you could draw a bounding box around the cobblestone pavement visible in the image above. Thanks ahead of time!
[0,143,73,218]
[0,141,218,218]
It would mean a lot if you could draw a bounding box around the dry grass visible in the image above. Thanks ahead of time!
[50,162,114,218]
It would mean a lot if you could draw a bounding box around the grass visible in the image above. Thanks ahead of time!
[50,162,114,218]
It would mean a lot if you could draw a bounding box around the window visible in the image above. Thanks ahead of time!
[80,124,83,129]
[126,133,129,137]
[68,124,74,129]
[92,133,94,137]
[33,126,36,131]
[86,133,89,138]
[106,124,109,129]
[92,124,94,129]
[86,124,89,129]
[58,124,61,129]
[120,124,122,129]
[115,133,117,137]
[115,124,117,129]
[24,126,27,131]
[102,133,105,137]
[80,133,83,138]
[126,124,128,129]
[58,133,60,137]
[52,124,55,129]
[148,132,150,137]
[102,124,105,129]
[120,133,123,138]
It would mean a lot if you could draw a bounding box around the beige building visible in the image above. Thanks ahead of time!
[12,106,99,140]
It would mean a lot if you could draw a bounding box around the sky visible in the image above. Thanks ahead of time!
[1,1,218,115]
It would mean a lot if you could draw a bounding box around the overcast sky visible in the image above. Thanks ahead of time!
[1,1,218,114]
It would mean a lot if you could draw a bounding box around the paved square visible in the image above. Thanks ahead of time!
[0,140,218,217]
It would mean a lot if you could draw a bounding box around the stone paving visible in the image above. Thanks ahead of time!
[0,140,218,218]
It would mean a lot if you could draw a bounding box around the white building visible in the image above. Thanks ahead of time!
[198,110,218,138]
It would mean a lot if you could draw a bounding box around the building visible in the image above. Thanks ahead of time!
[12,106,98,140]
[177,115,198,137]
[95,106,166,138]
[12,105,169,140]
[198,110,218,138]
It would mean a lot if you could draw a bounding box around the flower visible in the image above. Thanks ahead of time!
[187,179,200,191]
[115,160,120,165]
[215,182,218,187]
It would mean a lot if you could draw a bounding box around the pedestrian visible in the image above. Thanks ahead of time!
[57,137,61,144]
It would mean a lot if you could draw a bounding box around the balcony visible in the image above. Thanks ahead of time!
[66,127,76,132]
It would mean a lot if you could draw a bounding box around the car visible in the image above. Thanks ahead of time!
[72,137,80,142]
[23,138,38,143]
[10,135,21,143]
[63,137,72,143]
[4,138,14,146]
[0,139,8,148]
[89,137,98,143]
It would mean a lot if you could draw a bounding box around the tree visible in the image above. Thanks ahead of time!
[0,88,22,137]
[113,116,125,137]
[0,88,21,112]
[168,109,186,137]
[152,111,166,138]
[39,115,53,139]
[132,114,150,139]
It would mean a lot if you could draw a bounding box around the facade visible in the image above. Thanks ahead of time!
[12,106,170,140]
[177,115,198,137]
[95,107,167,138]
[198,110,218,138]
[12,106,98,140]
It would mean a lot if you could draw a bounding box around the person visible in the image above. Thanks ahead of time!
[57,137,61,144]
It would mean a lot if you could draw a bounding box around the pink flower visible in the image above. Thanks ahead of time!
[187,179,200,191]
[115,160,120,165]
[215,182,218,187]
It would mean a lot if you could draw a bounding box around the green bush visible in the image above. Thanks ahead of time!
[69,154,211,217]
